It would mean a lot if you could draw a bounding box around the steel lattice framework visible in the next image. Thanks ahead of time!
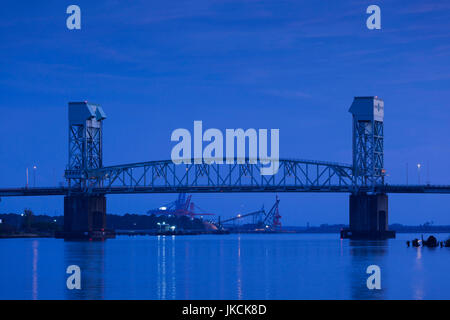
[350,97,385,189]
[66,102,106,188]
[68,123,102,170]
[77,158,354,194]
[352,119,384,187]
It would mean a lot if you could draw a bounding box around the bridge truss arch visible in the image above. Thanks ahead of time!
[81,158,354,194]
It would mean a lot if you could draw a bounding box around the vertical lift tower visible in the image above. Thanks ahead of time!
[341,96,395,240]
[61,102,113,239]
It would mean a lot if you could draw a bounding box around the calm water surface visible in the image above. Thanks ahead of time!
[0,233,449,300]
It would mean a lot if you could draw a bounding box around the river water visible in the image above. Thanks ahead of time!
[0,233,449,300]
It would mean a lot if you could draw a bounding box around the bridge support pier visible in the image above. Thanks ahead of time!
[341,193,395,240]
[57,195,115,240]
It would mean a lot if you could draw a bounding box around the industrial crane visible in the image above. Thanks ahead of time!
[218,196,281,231]
[147,193,215,219]
[220,208,266,225]
[263,195,282,230]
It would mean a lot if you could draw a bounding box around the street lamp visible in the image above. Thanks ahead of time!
[417,163,421,184]
[33,165,37,187]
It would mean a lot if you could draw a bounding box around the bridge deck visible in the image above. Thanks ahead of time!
[1,184,450,197]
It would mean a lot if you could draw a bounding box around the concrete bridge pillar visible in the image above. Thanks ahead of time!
[59,195,114,240]
[341,193,395,240]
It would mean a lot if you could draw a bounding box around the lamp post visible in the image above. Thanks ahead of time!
[417,163,421,184]
[33,165,37,187]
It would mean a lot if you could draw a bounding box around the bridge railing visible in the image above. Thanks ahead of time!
[376,184,450,193]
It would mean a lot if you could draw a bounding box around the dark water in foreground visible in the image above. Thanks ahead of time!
[0,233,449,300]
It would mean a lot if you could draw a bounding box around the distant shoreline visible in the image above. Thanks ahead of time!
[2,212,450,239]
[1,229,450,239]
[0,233,54,239]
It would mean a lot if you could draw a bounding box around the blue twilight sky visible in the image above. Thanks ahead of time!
[0,0,449,225]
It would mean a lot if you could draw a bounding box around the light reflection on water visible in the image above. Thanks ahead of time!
[0,233,449,300]
[64,241,105,300]
[237,235,242,300]
[413,246,424,300]
[32,240,38,300]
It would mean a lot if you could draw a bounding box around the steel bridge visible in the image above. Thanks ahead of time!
[0,97,449,240]
[1,159,449,196]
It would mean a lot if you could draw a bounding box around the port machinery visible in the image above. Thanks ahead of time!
[218,196,282,231]
[147,192,281,231]
[147,193,215,219]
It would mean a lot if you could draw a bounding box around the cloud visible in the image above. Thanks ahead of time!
[263,89,311,99]
[399,2,450,14]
